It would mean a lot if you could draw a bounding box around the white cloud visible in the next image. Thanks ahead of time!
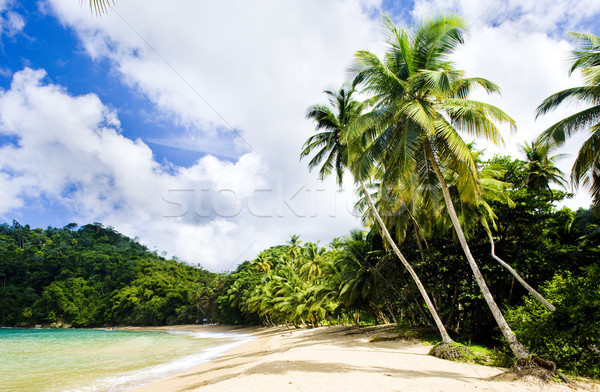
[412,0,600,33]
[0,0,25,38]
[48,0,383,162]
[0,68,362,270]
[0,68,265,270]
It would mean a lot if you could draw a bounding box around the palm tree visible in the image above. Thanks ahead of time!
[85,0,115,15]
[335,229,387,324]
[536,33,600,215]
[301,87,365,186]
[251,253,272,273]
[298,242,326,280]
[520,141,566,193]
[348,15,530,359]
[302,84,453,343]
[187,283,206,323]
[286,235,303,262]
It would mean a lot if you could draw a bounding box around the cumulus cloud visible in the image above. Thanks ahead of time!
[0,68,267,270]
[48,0,383,163]
[0,0,25,38]
[0,68,362,270]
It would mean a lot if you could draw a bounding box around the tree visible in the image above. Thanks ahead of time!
[335,230,387,324]
[348,15,530,359]
[286,235,303,261]
[298,242,326,280]
[302,84,453,343]
[301,88,365,186]
[536,32,600,215]
[520,141,566,192]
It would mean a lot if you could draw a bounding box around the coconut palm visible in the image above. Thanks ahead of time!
[536,33,600,215]
[520,141,566,192]
[348,15,530,359]
[335,229,387,323]
[298,242,326,280]
[302,84,453,343]
[251,254,272,273]
[286,235,303,261]
[301,87,366,186]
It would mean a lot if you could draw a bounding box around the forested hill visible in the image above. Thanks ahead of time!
[0,222,220,327]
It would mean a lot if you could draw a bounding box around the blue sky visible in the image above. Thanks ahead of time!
[0,1,208,166]
[1,0,600,270]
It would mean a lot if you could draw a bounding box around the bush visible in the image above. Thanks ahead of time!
[506,265,600,378]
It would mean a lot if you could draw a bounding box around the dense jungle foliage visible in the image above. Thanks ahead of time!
[0,222,221,326]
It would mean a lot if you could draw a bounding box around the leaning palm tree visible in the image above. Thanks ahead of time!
[348,15,530,359]
[301,87,365,186]
[536,32,600,215]
[302,84,453,343]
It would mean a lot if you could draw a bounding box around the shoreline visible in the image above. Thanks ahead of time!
[125,324,596,392]
[125,324,292,392]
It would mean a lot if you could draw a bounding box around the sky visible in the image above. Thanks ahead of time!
[0,0,599,271]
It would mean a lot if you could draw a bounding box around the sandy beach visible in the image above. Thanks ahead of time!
[126,325,597,392]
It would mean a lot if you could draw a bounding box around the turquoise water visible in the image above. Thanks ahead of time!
[0,328,251,392]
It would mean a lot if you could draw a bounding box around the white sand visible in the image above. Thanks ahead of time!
[128,325,598,392]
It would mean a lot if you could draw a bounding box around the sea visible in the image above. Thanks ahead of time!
[0,327,252,392]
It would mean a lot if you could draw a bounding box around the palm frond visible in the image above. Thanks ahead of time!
[441,99,514,144]
[538,105,600,146]
[535,86,600,118]
[449,77,501,99]
[350,50,408,100]
[568,32,600,74]
[84,0,115,15]
[571,126,600,188]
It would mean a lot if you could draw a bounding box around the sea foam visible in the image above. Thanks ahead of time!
[66,331,253,392]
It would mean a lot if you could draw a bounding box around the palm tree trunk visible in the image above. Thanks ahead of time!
[411,295,436,331]
[413,221,428,263]
[486,230,555,311]
[423,139,530,359]
[359,179,453,343]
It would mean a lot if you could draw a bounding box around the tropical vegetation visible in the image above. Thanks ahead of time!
[0,222,220,326]
[5,8,600,379]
